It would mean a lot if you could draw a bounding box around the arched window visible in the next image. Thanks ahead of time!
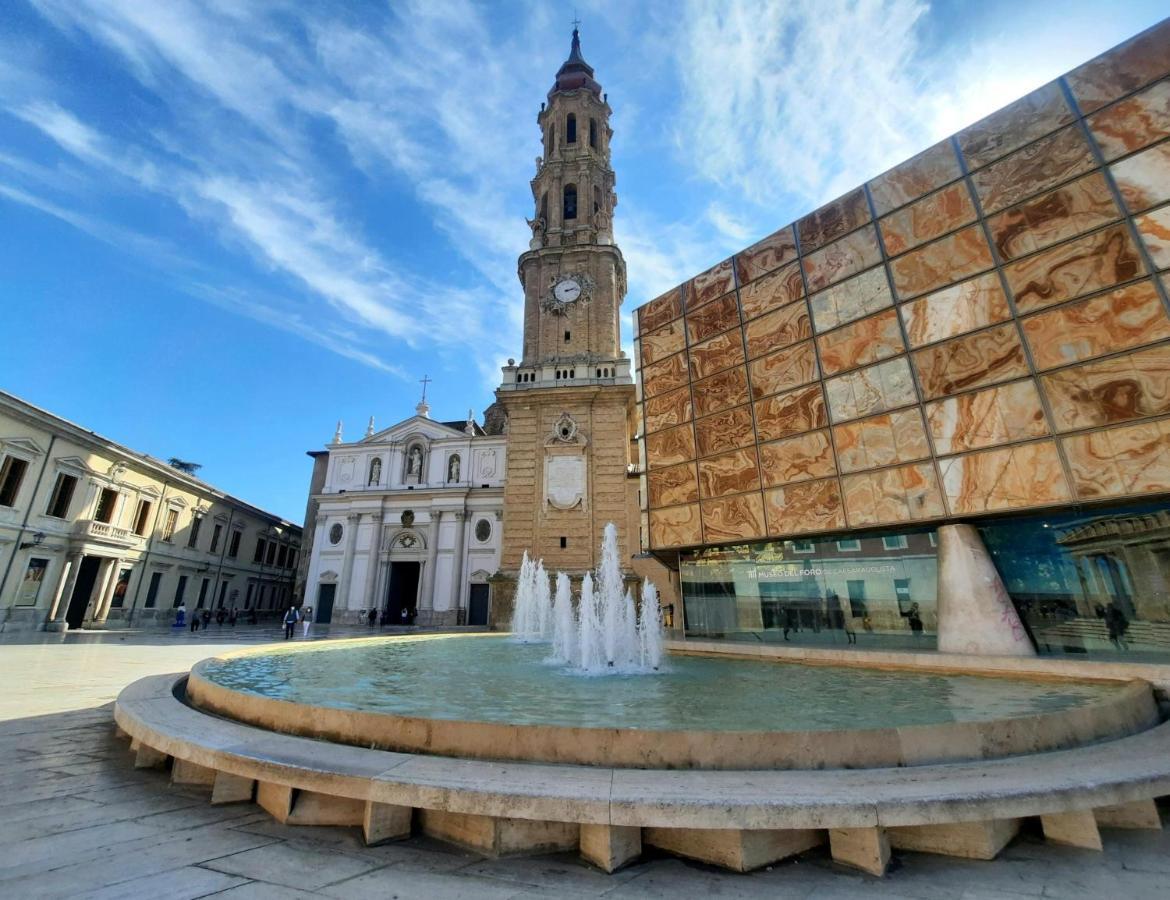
[563,184,577,220]
[548,124,555,153]
[540,192,548,223]
[368,458,382,486]
[589,118,597,149]
[566,114,577,143]
[593,185,602,216]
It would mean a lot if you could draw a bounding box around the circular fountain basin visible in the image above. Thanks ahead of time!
[187,634,1157,770]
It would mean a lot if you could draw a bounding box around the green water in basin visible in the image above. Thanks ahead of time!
[198,634,1124,732]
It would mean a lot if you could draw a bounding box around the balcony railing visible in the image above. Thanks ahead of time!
[74,519,145,547]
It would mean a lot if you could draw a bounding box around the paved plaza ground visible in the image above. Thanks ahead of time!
[2,627,1169,898]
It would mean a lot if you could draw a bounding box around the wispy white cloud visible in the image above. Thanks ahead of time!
[672,0,932,211]
[3,0,1162,391]
[9,0,535,387]
[0,180,180,262]
[189,282,409,377]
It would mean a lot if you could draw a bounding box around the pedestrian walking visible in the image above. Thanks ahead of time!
[302,606,313,639]
[283,606,299,640]
[228,608,238,627]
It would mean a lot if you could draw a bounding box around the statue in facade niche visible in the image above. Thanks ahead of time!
[448,455,460,482]
[407,446,422,475]
[368,457,382,485]
[527,215,546,250]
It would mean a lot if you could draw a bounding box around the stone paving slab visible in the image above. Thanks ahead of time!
[3,629,1170,897]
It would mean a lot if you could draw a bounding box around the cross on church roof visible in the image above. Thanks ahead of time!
[571,11,581,30]
[419,374,432,404]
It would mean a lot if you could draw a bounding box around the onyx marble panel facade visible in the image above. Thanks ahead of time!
[635,18,1170,550]
[1089,78,1170,160]
[1111,141,1170,213]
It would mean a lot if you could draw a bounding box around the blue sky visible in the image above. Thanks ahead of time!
[1,0,1166,522]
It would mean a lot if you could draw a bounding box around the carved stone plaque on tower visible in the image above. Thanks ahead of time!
[546,455,586,510]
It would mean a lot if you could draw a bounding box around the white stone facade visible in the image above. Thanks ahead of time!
[0,391,301,632]
[303,414,505,626]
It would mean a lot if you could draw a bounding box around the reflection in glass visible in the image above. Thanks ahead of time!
[680,528,938,651]
[979,502,1170,662]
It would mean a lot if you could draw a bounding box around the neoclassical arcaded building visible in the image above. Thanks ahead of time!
[0,391,301,631]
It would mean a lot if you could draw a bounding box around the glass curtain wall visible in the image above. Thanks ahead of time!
[680,528,938,651]
[978,501,1170,663]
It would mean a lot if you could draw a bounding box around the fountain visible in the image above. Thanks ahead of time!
[120,523,1164,877]
[510,522,664,674]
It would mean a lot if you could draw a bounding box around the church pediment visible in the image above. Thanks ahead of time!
[362,416,468,445]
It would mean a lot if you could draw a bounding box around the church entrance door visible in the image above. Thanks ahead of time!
[387,562,420,625]
[315,584,336,624]
[468,584,489,626]
[65,556,101,629]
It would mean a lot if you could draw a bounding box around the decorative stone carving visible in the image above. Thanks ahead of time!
[541,272,595,315]
[400,510,414,527]
[479,449,498,478]
[546,455,586,510]
[337,456,356,484]
[552,412,579,444]
[527,215,546,250]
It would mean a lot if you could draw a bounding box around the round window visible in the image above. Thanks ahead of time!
[475,519,491,542]
[328,523,343,545]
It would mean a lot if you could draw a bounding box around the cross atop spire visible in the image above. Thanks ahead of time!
[416,374,432,418]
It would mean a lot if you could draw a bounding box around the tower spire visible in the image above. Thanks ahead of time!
[551,23,600,97]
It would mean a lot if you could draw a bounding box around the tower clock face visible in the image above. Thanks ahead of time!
[554,278,582,303]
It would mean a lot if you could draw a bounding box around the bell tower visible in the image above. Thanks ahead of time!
[494,27,638,620]
[520,26,624,366]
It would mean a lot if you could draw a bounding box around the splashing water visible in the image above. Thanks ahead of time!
[551,572,575,663]
[510,522,664,675]
[510,551,544,643]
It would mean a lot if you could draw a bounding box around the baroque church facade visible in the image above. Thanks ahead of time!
[300,397,507,626]
[301,30,672,626]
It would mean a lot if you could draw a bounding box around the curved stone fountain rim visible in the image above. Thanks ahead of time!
[186,634,1159,770]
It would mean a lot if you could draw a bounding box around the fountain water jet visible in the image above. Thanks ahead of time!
[510,522,664,675]
[551,572,575,663]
